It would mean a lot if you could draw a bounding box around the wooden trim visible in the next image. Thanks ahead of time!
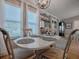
[5,0,21,7]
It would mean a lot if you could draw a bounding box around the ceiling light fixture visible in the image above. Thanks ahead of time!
[37,0,51,9]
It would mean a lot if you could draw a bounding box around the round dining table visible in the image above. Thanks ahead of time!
[14,37,55,59]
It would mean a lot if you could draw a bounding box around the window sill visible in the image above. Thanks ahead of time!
[10,36,21,40]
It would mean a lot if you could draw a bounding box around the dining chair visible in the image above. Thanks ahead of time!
[42,29,79,59]
[24,28,32,37]
[0,28,33,59]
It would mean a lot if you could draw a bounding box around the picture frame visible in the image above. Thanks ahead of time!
[66,23,72,29]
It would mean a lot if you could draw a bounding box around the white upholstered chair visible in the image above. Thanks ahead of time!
[0,28,33,59]
[42,29,79,59]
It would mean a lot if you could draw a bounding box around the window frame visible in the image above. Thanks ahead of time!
[4,0,22,39]
[26,4,40,35]
[4,0,40,38]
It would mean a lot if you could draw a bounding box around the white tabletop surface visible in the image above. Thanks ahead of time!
[42,35,62,40]
[14,37,55,50]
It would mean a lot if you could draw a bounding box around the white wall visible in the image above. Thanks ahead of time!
[64,16,79,38]
[0,0,4,28]
[0,0,8,56]
[73,20,79,29]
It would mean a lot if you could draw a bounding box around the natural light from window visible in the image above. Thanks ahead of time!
[4,3,21,38]
[27,8,39,35]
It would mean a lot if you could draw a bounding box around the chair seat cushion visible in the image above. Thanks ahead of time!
[14,48,33,59]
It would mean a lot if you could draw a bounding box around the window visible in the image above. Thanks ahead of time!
[4,2,21,38]
[27,6,39,35]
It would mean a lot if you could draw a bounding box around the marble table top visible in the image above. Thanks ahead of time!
[14,37,55,50]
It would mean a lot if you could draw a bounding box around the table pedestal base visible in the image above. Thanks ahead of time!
[33,55,48,59]
[33,50,49,59]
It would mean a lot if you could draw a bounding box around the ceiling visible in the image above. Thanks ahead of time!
[27,0,79,19]
[45,0,79,19]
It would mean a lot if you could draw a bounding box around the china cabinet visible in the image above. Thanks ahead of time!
[39,12,59,35]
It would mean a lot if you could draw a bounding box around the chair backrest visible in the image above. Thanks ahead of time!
[63,29,79,59]
[0,28,14,59]
[24,28,32,37]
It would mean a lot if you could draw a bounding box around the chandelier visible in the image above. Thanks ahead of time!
[37,0,51,9]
